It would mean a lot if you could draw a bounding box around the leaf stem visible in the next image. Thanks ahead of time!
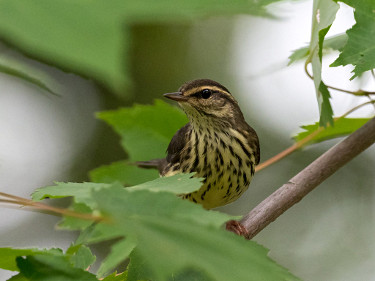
[304,62,375,96]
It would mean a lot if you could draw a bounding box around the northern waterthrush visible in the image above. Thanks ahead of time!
[138,79,260,209]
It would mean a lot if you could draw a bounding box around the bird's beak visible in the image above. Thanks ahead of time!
[163,92,188,102]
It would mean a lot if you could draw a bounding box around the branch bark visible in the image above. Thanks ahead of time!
[237,117,375,240]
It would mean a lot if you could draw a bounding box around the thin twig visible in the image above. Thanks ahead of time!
[304,62,375,96]
[232,117,375,239]
[256,100,375,172]
[365,90,375,110]
[0,192,103,222]
[255,128,323,172]
[340,100,375,118]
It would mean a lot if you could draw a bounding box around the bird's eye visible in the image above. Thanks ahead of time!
[201,89,212,99]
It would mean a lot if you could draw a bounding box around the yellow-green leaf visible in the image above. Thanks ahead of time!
[294,118,371,143]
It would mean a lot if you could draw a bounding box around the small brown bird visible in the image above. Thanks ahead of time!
[138,79,260,209]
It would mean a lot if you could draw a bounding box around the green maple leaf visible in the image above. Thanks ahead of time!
[0,245,96,280]
[294,118,372,144]
[97,100,187,162]
[30,177,298,280]
[0,248,60,272]
[331,0,375,79]
[16,255,97,281]
[91,100,187,185]
[91,186,299,281]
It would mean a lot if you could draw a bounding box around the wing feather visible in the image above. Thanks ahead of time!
[166,123,191,164]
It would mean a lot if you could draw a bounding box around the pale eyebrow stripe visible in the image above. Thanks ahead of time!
[184,86,233,98]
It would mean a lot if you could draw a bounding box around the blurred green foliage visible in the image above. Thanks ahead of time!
[0,0,280,98]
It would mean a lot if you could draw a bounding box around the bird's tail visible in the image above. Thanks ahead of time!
[135,159,163,169]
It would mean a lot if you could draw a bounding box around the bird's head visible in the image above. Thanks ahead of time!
[164,79,244,127]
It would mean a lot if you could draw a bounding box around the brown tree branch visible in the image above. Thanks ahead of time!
[229,117,375,239]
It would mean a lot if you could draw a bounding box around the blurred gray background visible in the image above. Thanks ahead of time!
[1,1,374,280]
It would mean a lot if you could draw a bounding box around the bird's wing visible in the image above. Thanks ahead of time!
[243,124,260,165]
[166,123,191,165]
[136,123,191,174]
